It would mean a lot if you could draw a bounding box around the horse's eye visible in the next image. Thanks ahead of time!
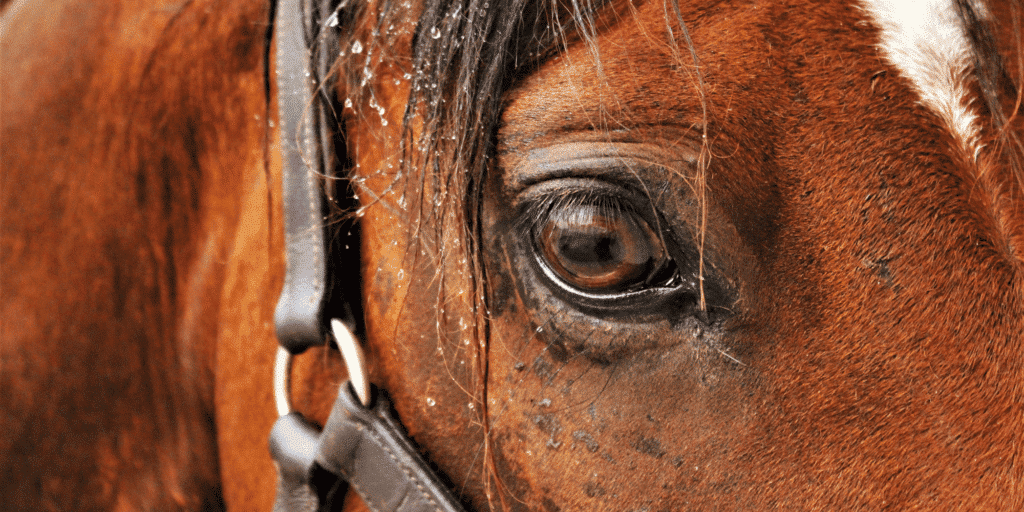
[534,203,669,293]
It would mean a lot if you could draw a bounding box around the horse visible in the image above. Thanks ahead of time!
[2,0,1022,510]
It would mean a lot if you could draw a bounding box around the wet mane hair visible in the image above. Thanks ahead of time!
[330,1,623,500]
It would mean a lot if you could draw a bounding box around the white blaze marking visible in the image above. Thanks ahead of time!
[859,0,984,159]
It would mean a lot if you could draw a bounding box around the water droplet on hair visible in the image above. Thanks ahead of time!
[426,397,436,406]
[351,40,363,54]
[325,12,339,27]
[467,402,475,409]
[430,26,441,39]
[344,98,353,109]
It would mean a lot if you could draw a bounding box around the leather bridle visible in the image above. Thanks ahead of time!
[267,1,468,511]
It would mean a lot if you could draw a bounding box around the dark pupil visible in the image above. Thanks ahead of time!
[557,229,622,267]
[537,204,662,292]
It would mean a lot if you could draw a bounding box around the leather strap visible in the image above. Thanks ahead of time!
[268,0,468,510]
[273,0,333,355]
[269,385,468,512]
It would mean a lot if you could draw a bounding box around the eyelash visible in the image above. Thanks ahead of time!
[517,192,629,232]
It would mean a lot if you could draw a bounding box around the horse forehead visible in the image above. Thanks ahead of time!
[501,0,990,156]
[500,1,871,140]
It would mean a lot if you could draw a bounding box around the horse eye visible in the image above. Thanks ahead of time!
[533,202,670,293]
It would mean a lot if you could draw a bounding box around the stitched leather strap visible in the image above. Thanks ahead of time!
[316,386,465,512]
[273,0,332,355]
[269,385,468,512]
[269,0,468,510]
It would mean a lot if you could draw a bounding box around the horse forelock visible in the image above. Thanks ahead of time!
[334,1,663,504]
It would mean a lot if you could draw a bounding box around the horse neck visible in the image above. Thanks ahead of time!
[1,0,278,508]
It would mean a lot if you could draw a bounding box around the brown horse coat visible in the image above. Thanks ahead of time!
[2,0,1022,510]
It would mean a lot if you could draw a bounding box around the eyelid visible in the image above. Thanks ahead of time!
[506,142,697,194]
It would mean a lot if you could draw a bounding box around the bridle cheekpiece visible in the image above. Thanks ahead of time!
[267,1,467,511]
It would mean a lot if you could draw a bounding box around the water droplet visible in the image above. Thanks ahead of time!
[351,40,363,54]
[430,26,441,39]
[467,402,475,409]
[326,12,339,27]
[426,397,436,406]
[344,98,353,109]
[535,326,543,333]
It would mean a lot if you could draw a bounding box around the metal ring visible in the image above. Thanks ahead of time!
[274,320,369,417]
[273,346,294,417]
[331,318,370,407]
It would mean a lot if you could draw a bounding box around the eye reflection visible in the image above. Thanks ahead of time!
[534,201,668,293]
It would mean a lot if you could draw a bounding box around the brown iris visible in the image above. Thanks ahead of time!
[536,203,666,292]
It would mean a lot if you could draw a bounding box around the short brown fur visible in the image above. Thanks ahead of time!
[2,0,1021,511]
